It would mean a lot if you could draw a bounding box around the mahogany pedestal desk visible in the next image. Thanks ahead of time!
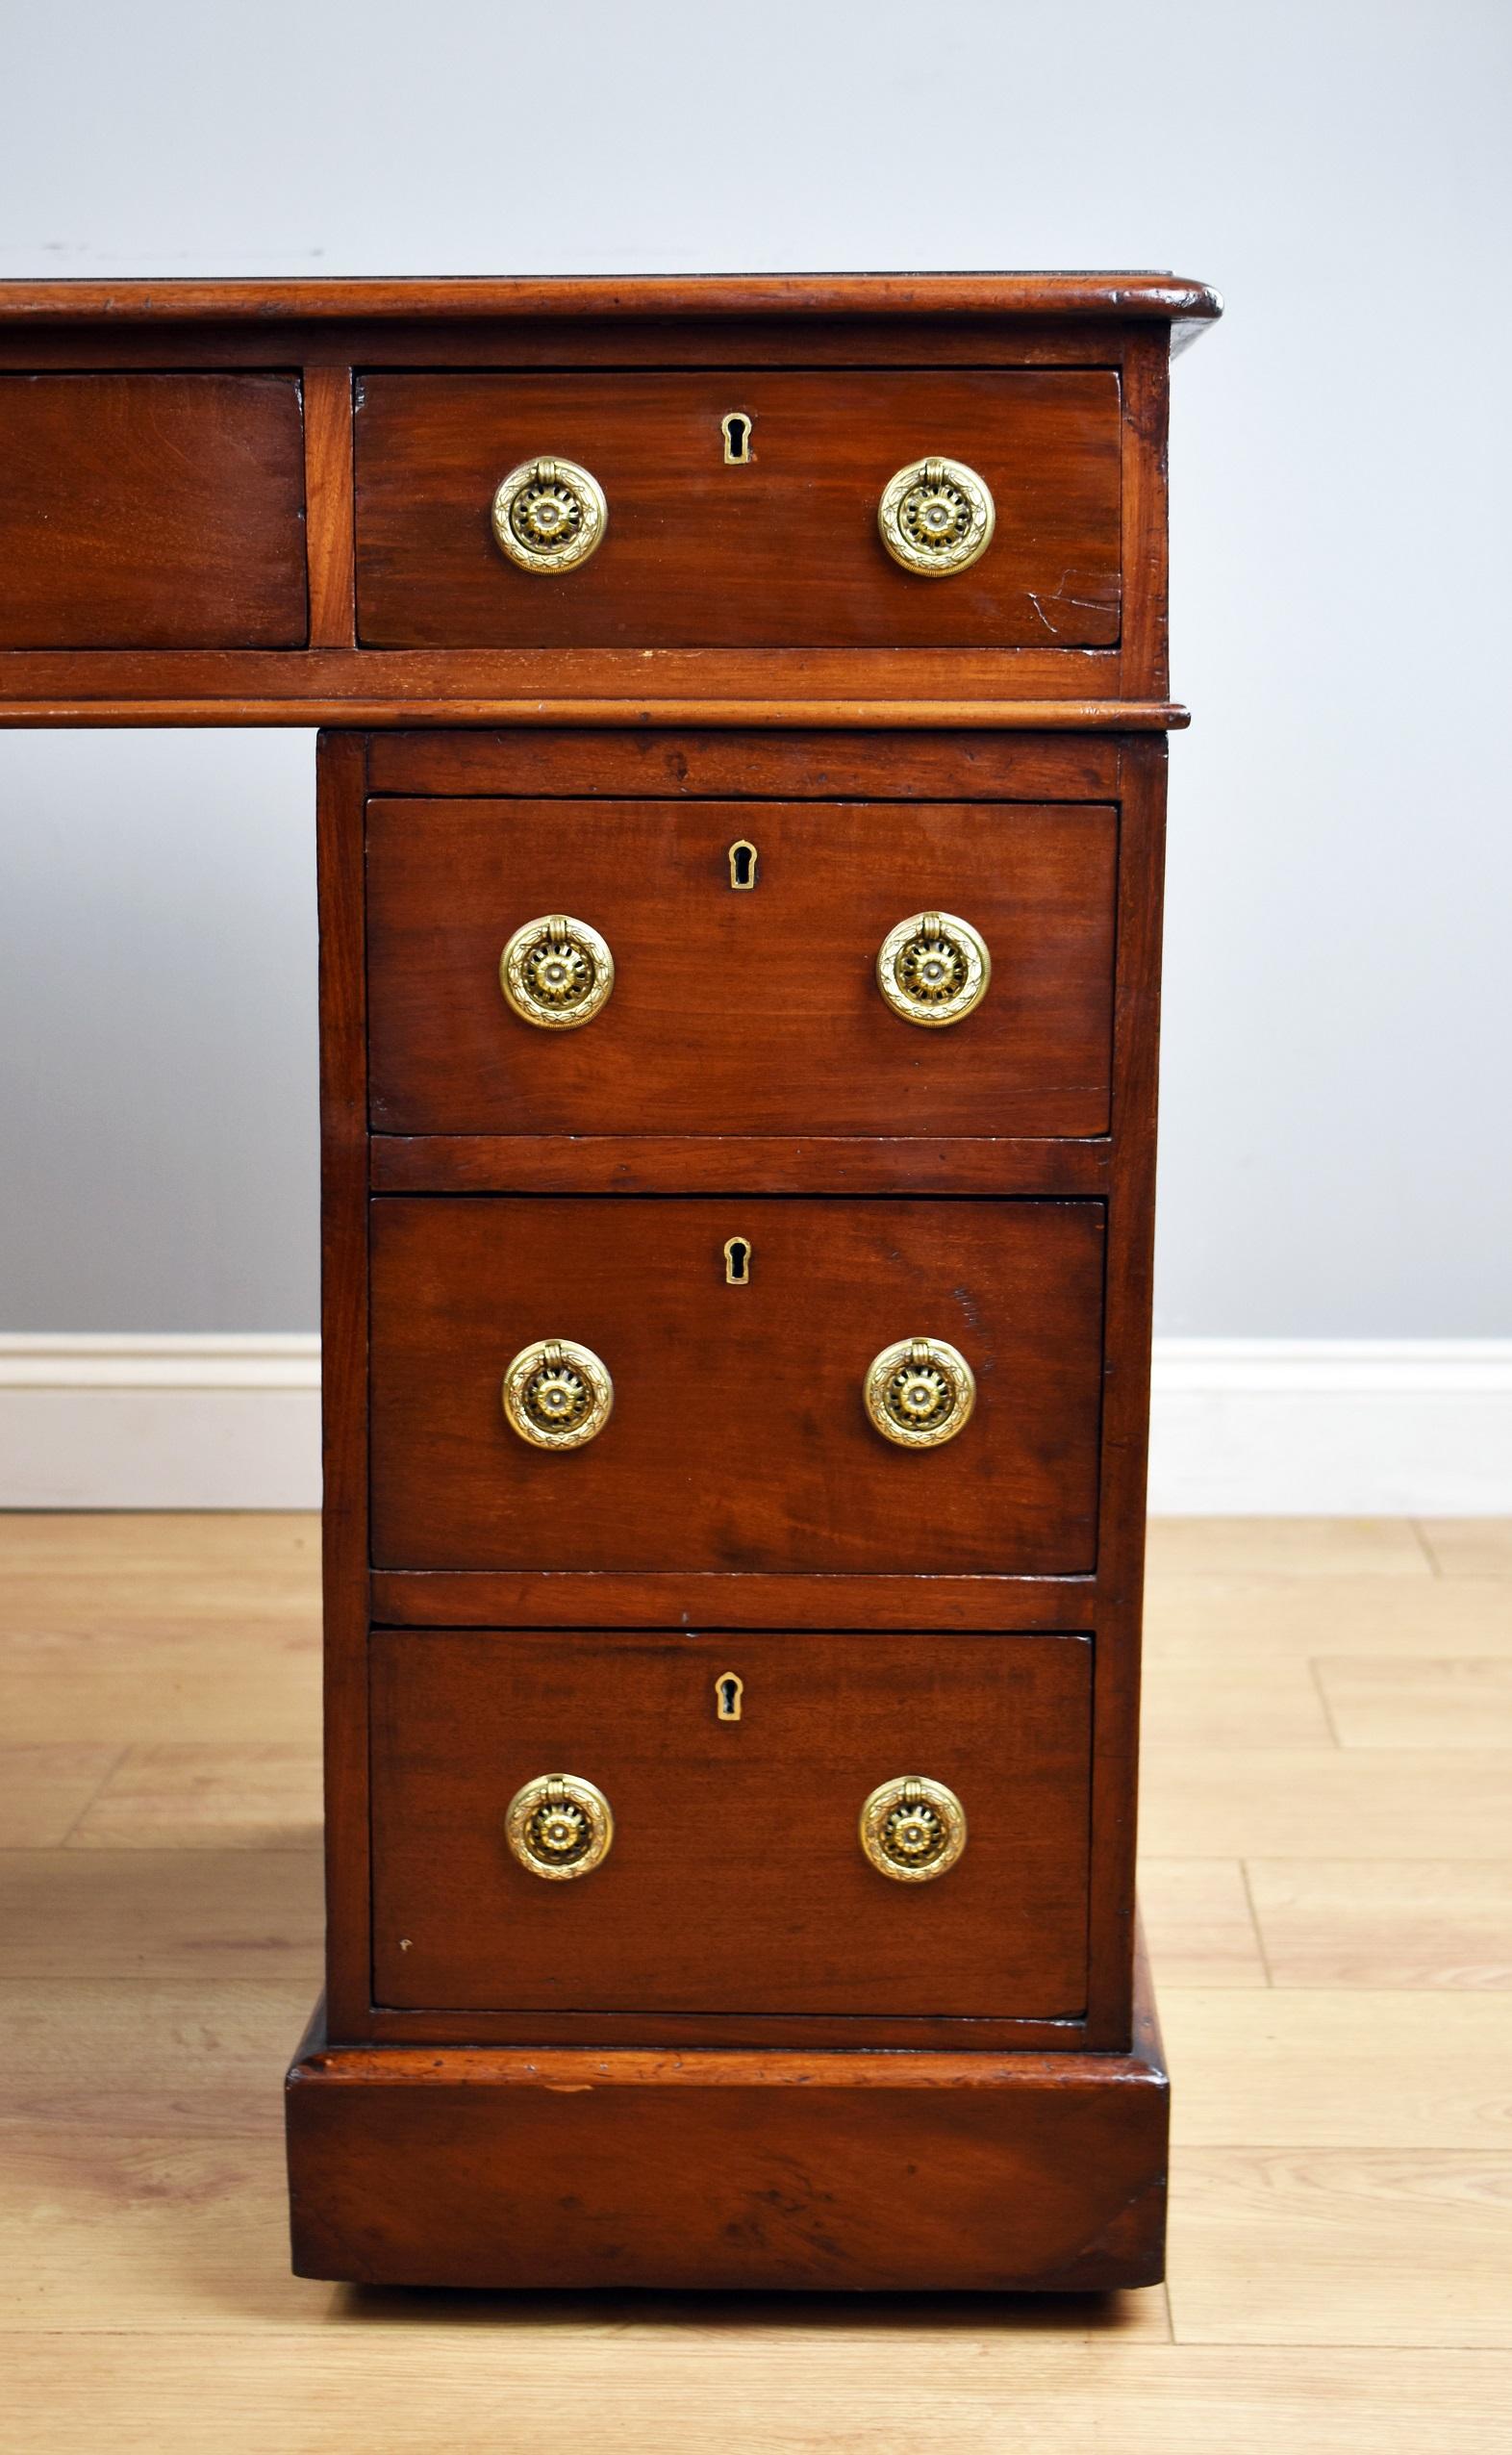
[0,272,1222,2292]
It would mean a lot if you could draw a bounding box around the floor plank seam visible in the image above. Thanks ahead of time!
[1235,1861,1276,1987]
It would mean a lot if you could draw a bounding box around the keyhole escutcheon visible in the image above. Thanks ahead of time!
[727,839,759,890]
[716,1673,744,1722]
[721,411,754,465]
[723,1236,752,1285]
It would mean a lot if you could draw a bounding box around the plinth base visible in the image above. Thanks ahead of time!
[287,1961,1168,2293]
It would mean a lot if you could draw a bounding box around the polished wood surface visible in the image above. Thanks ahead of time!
[287,1988,1166,2290]
[369,1133,1112,1197]
[0,272,1216,2300]
[365,795,1117,1140]
[354,370,1121,649]
[367,1195,1105,1577]
[0,678,1190,727]
[315,733,374,2041]
[1085,730,1165,2037]
[367,1567,1096,1634]
[368,1629,1093,2018]
[303,367,358,648]
[0,270,1224,324]
[317,716,1163,2077]
[4,1511,1508,2449]
[0,372,307,648]
[363,722,1124,797]
[0,277,1212,723]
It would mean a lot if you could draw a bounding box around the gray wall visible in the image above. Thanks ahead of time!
[2,0,1509,1335]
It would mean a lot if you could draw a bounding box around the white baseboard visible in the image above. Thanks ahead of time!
[0,1335,321,1508]
[0,1333,1507,1514]
[1147,1338,1512,1515]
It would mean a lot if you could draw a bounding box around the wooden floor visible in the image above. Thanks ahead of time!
[2,1515,1509,2450]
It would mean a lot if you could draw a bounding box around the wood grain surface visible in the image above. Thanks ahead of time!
[0,373,307,647]
[365,796,1117,1140]
[366,1195,1106,1577]
[353,369,1121,650]
[0,278,1215,721]
[286,1999,1168,2292]
[0,270,1224,324]
[368,1628,1092,2018]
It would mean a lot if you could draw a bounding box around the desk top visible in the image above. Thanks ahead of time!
[0,271,1222,339]
[0,273,1219,729]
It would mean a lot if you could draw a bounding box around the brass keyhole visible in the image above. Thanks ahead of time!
[723,1236,751,1285]
[727,839,759,890]
[721,411,754,465]
[716,1673,744,1722]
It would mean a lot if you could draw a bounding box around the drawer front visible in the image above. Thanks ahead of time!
[369,1196,1104,1576]
[0,374,308,648]
[370,1629,1092,2017]
[353,369,1121,649]
[366,797,1117,1141]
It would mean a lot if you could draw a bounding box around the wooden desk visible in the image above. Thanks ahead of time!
[0,271,1221,2291]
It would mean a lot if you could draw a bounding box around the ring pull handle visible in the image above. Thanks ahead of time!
[877,455,995,576]
[491,455,607,572]
[859,1776,968,1882]
[864,1335,976,1448]
[505,1773,615,1879]
[502,1338,615,1450]
[499,912,615,1029]
[876,908,991,1027]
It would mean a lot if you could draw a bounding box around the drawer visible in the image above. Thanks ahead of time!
[366,797,1117,1141]
[353,369,1121,649]
[369,1196,1104,1576]
[370,1629,1092,2017]
[0,374,308,648]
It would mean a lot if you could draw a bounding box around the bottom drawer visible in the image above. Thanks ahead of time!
[370,1629,1092,2019]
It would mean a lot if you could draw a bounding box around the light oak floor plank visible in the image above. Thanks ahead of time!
[1144,1574,1512,1658]
[1168,2146,1512,2348]
[1141,1653,1335,1750]
[67,1745,324,1849]
[0,1626,320,1745]
[0,1582,321,1637]
[1,2337,1505,2455]
[0,1976,314,2139]
[1146,1519,1434,1578]
[1137,1860,1270,1987]
[0,2136,340,2332]
[1246,1859,1512,1990]
[0,1744,120,1847]
[1161,1989,1512,2148]
[1315,1656,1512,1749]
[0,1514,321,1652]
[1417,1519,1512,1580]
[0,1850,324,1978]
[1140,1747,1512,1859]
[0,1510,320,1576]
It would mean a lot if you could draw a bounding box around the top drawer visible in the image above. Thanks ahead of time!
[0,375,308,649]
[353,370,1122,650]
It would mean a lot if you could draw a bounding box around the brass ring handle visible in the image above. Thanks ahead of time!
[500,912,616,1029]
[502,1338,615,1450]
[505,1773,615,1880]
[865,1336,976,1448]
[491,455,608,573]
[860,1776,968,1882]
[877,455,995,576]
[876,909,991,1027]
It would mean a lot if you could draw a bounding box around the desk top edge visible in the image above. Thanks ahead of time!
[0,271,1223,330]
